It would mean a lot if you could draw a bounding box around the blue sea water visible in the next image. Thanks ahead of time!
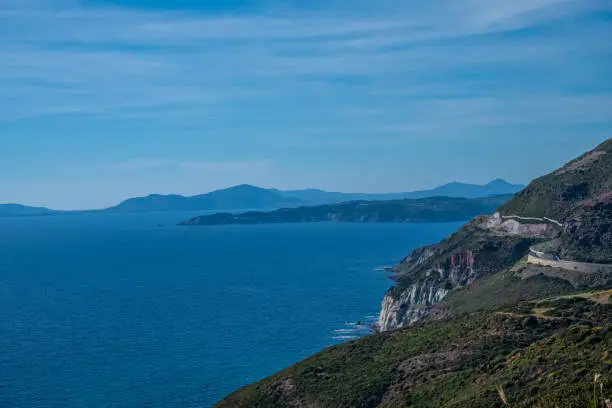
[0,213,463,407]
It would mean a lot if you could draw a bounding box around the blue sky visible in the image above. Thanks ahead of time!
[1,0,611,209]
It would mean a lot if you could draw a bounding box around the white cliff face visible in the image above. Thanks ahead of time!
[377,214,541,332]
[377,282,451,331]
[378,294,402,330]
[377,241,479,332]
[377,249,475,332]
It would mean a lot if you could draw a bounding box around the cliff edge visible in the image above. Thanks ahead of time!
[378,138,612,331]
[214,139,612,408]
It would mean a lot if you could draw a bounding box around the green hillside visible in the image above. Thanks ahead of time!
[214,139,612,408]
[217,294,610,408]
[499,139,612,220]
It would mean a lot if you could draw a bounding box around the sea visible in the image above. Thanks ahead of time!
[0,212,463,407]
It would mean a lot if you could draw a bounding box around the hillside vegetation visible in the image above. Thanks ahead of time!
[217,296,610,408]
[214,138,612,408]
[389,216,538,299]
[499,139,612,220]
[558,198,612,264]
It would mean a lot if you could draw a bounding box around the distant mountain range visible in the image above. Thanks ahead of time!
[0,179,524,217]
[104,184,302,213]
[273,179,524,204]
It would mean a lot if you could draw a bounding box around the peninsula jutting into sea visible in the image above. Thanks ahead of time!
[215,139,612,407]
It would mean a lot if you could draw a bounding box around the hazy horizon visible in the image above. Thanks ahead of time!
[2,177,524,211]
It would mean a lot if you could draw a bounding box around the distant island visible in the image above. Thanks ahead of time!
[178,195,513,226]
[0,179,524,217]
[0,203,60,217]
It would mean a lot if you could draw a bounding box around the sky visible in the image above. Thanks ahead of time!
[1,0,611,209]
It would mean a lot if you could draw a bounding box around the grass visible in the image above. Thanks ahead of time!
[532,308,555,319]
[531,239,561,254]
[214,139,612,408]
[214,226,610,407]
[440,269,575,316]
[549,289,612,305]
[216,296,611,407]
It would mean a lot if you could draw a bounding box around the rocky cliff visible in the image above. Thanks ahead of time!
[377,139,612,332]
[377,217,538,331]
[214,139,612,408]
[378,246,476,330]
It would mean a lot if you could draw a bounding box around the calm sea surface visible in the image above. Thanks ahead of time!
[0,213,463,407]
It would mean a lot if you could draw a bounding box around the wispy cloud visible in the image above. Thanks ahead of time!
[178,159,272,172]
[111,158,173,170]
[1,0,610,126]
[111,158,272,173]
[1,0,610,209]
[373,95,612,136]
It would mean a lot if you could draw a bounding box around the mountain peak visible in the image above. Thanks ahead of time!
[217,184,268,193]
[486,178,512,186]
[230,184,259,189]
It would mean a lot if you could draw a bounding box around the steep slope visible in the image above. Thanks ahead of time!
[499,138,612,220]
[558,196,612,264]
[178,195,512,226]
[378,217,543,329]
[217,295,610,408]
[378,138,612,331]
[214,139,612,407]
[104,185,303,213]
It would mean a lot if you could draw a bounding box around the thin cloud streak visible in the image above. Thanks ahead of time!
[178,159,272,172]
[1,0,611,122]
[111,158,173,170]
[111,158,272,173]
